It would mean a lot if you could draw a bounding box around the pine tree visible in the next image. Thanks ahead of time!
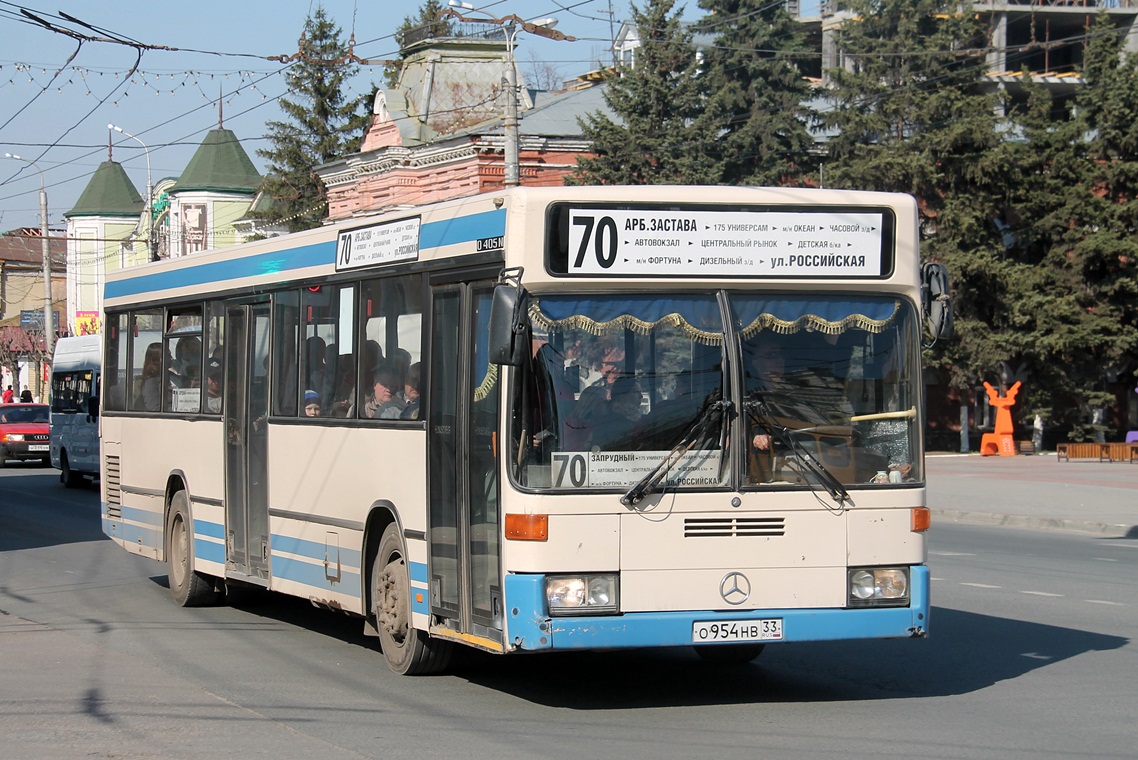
[694,0,814,186]
[820,0,1025,412]
[821,0,997,205]
[978,17,1138,439]
[569,0,716,185]
[257,7,370,232]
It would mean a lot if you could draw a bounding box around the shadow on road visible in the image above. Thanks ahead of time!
[170,586,1128,706]
[452,606,1128,706]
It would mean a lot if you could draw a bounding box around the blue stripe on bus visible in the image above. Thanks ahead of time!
[106,241,335,299]
[195,519,225,540]
[411,585,429,616]
[270,534,363,568]
[104,208,506,300]
[409,560,428,584]
[195,537,226,565]
[504,565,931,651]
[120,520,162,551]
[121,504,163,527]
[419,209,505,248]
[271,553,361,598]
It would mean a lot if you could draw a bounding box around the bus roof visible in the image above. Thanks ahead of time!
[102,186,920,309]
[52,334,102,372]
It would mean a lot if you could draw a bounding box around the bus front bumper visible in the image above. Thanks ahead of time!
[504,565,929,651]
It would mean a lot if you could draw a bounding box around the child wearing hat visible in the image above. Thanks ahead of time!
[304,389,322,417]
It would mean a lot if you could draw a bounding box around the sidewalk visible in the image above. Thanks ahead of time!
[926,452,1138,538]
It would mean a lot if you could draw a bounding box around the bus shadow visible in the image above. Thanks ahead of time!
[184,590,1129,705]
[452,607,1128,707]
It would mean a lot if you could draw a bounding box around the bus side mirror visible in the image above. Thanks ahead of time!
[921,262,954,346]
[488,268,529,366]
[86,396,99,421]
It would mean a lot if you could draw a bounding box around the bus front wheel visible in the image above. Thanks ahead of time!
[372,524,451,675]
[60,451,82,488]
[166,491,218,607]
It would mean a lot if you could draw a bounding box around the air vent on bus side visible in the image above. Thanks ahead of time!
[684,517,785,538]
[104,455,122,518]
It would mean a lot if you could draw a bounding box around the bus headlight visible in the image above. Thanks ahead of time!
[848,567,909,607]
[546,574,619,616]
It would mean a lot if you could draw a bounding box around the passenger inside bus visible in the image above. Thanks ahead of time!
[305,336,327,396]
[136,342,165,411]
[400,362,421,420]
[563,345,625,450]
[205,358,223,414]
[304,389,322,417]
[743,329,885,485]
[585,376,644,450]
[171,336,202,388]
[323,354,355,417]
[364,364,405,419]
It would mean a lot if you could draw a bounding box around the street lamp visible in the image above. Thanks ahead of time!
[108,123,157,261]
[443,3,574,187]
[4,152,55,363]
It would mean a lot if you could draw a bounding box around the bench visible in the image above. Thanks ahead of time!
[1056,441,1138,462]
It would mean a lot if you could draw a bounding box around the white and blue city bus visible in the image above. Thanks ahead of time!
[100,185,948,674]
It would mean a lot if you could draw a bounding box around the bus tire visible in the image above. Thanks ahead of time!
[373,524,451,675]
[60,451,83,488]
[166,491,218,607]
[693,644,765,664]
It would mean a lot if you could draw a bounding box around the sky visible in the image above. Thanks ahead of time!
[0,0,664,231]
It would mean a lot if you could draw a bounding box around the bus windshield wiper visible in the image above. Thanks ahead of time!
[743,393,850,506]
[621,390,732,508]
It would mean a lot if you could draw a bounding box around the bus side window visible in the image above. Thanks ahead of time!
[359,274,422,422]
[128,311,163,413]
[103,314,129,412]
[204,301,225,415]
[272,291,300,417]
[166,306,204,413]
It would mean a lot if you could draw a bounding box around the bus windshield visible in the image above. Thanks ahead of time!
[509,292,920,492]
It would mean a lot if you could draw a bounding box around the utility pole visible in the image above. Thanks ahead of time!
[4,153,55,365]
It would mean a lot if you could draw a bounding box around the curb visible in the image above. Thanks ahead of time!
[931,508,1138,539]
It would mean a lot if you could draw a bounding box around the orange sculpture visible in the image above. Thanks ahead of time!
[980,381,1021,456]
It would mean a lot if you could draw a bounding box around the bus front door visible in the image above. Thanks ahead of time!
[427,281,503,647]
[223,303,271,582]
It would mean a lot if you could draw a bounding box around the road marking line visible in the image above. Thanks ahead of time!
[1021,591,1063,597]
[960,583,1001,589]
[1086,599,1124,606]
[1093,558,1119,562]
[930,551,975,557]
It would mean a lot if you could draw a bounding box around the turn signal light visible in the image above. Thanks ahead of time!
[505,513,548,541]
[911,507,931,532]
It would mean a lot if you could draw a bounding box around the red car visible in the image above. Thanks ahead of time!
[0,403,51,467]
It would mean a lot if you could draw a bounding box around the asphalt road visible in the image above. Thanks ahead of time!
[1,465,1135,760]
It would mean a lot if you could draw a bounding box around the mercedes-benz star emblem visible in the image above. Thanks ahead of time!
[719,571,751,605]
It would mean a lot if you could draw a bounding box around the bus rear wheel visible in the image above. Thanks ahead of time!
[693,644,766,664]
[166,491,218,607]
[372,524,451,675]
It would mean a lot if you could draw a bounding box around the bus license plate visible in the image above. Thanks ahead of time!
[29,444,49,452]
[692,619,783,643]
